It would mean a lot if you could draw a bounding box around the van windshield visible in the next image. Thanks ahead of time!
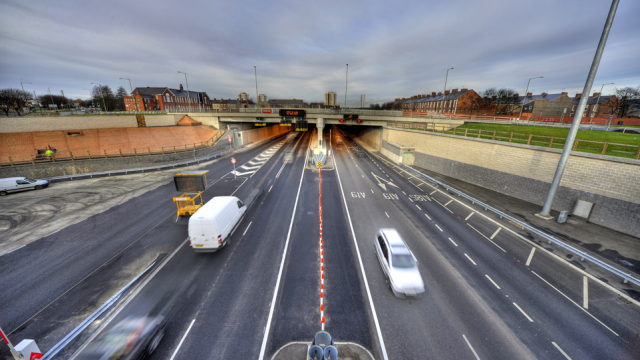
[392,253,415,268]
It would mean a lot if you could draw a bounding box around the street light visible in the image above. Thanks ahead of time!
[442,68,453,113]
[90,83,108,111]
[119,78,133,93]
[254,66,259,108]
[178,71,194,112]
[21,82,32,109]
[518,76,543,120]
[590,82,614,123]
[345,64,349,109]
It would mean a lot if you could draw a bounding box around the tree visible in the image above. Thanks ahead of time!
[490,88,517,114]
[369,103,382,110]
[115,86,128,111]
[92,84,115,111]
[615,86,640,118]
[0,88,33,116]
[38,94,69,109]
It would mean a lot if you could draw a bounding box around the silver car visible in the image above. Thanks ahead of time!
[375,228,425,297]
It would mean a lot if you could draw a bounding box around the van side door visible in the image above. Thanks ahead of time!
[15,179,33,192]
[377,235,390,277]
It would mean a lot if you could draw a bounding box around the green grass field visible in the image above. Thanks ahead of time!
[400,123,640,159]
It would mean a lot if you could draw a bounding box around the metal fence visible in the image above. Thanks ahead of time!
[0,126,230,168]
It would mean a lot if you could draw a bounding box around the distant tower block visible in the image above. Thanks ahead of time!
[258,94,268,102]
[324,92,337,106]
[361,94,365,108]
[237,92,249,101]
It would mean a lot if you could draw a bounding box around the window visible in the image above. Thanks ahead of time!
[377,236,388,261]
[237,200,244,208]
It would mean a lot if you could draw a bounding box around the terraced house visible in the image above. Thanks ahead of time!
[124,84,212,112]
[398,89,482,114]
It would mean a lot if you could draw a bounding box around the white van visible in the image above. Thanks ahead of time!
[0,177,50,196]
[188,196,246,252]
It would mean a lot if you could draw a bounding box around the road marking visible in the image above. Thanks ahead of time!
[430,190,437,195]
[170,319,196,360]
[275,163,285,178]
[525,247,536,266]
[268,185,273,192]
[531,271,618,335]
[465,212,474,220]
[416,205,421,210]
[513,302,534,322]
[259,135,310,360]
[424,213,431,220]
[464,253,477,265]
[490,227,501,239]
[462,335,481,360]
[435,224,443,232]
[583,276,589,309]
[552,342,572,360]
[485,274,501,289]
[402,191,407,195]
[466,223,506,252]
[243,221,252,236]
[334,147,389,360]
[448,237,457,246]
[444,200,452,206]
[371,189,374,193]
[433,199,453,213]
[385,212,389,218]
[362,175,364,178]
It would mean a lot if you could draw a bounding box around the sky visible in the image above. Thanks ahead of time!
[1,0,639,107]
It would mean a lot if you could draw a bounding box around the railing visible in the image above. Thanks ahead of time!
[0,126,230,168]
[387,121,640,160]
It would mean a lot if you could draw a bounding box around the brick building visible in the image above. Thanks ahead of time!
[510,92,576,119]
[124,84,212,112]
[571,93,619,119]
[398,89,482,114]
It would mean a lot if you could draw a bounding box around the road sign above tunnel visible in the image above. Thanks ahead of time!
[279,109,306,117]
[344,114,358,120]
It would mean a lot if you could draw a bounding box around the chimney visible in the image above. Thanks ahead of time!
[562,92,568,95]
[422,94,426,98]
[593,92,601,98]
[452,89,458,93]
[179,84,184,91]
[541,92,548,97]
[437,92,443,96]
[492,95,497,100]
[432,92,437,96]
[395,98,401,101]
[527,92,532,97]
[461,88,468,92]
[575,93,582,100]
[513,93,519,98]
[444,90,450,95]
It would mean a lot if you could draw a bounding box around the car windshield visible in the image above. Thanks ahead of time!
[391,253,415,268]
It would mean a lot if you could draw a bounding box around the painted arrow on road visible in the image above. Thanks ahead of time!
[371,172,398,191]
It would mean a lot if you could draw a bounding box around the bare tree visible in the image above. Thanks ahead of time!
[115,86,128,111]
[495,88,518,114]
[38,94,69,108]
[0,88,33,116]
[615,86,640,118]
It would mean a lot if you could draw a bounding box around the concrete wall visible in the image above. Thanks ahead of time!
[238,124,292,146]
[353,126,640,237]
[0,116,139,132]
[180,113,220,129]
[144,114,184,127]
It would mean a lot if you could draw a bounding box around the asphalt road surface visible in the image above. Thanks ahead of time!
[1,126,639,360]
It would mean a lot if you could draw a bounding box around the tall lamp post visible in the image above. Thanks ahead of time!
[120,78,136,110]
[590,82,614,123]
[90,83,107,111]
[47,87,55,108]
[345,64,349,110]
[21,82,32,111]
[518,76,543,120]
[442,68,454,113]
[178,71,193,112]
[254,66,259,108]
[538,0,619,218]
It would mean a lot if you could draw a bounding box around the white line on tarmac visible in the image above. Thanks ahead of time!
[485,274,501,289]
[334,146,389,360]
[243,221,252,236]
[462,335,481,360]
[490,227,501,239]
[531,271,618,335]
[402,191,407,195]
[430,190,437,195]
[464,253,477,265]
[435,224,443,232]
[425,213,431,220]
[583,276,589,309]
[444,200,452,206]
[275,163,285,178]
[268,185,273,192]
[513,302,534,322]
[448,238,458,246]
[416,205,421,210]
[371,189,374,193]
[258,136,310,360]
[466,223,506,252]
[385,212,389,218]
[433,199,453,213]
[465,212,474,220]
[552,342,573,360]
[525,247,536,266]
[170,319,196,360]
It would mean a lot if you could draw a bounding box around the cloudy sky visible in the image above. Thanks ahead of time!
[1,0,638,106]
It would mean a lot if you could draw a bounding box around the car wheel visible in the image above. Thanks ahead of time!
[148,329,164,354]
[35,185,43,190]
[0,191,7,196]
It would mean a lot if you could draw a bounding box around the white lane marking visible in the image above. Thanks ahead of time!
[268,185,273,193]
[531,271,618,335]
[583,276,589,309]
[170,319,196,360]
[424,213,431,220]
[444,200,452,206]
[466,223,506,252]
[485,274,501,289]
[465,212,474,220]
[435,224,443,232]
[334,146,389,360]
[258,136,310,360]
[433,199,453,213]
[416,205,421,210]
[409,198,414,202]
[362,175,364,178]
[462,335,481,360]
[243,221,252,236]
[513,302,534,322]
[371,189,374,193]
[275,163,285,178]
[430,190,437,195]
[5,244,26,254]
[490,227,501,239]
[402,191,407,195]
[385,212,389,218]
[448,237,458,246]
[525,247,536,266]
[464,253,477,265]
[552,342,573,360]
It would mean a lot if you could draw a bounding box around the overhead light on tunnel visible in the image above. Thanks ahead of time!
[339,119,344,123]
[356,119,362,123]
